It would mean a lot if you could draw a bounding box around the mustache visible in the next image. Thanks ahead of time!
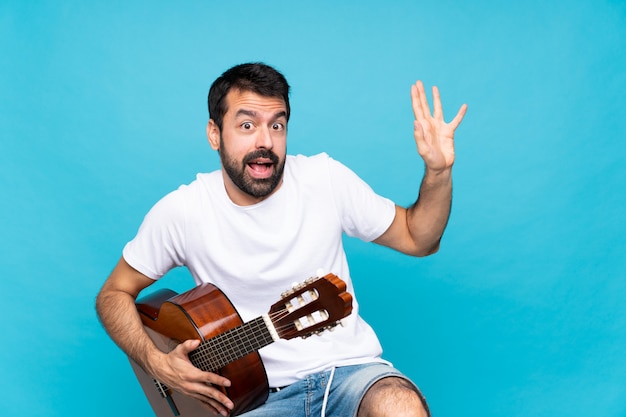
[243,149,280,165]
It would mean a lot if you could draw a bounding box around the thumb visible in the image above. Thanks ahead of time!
[175,339,201,356]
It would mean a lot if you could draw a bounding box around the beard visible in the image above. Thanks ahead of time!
[219,139,286,199]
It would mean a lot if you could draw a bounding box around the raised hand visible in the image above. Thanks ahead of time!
[411,81,467,172]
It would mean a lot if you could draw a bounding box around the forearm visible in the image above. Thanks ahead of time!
[96,259,234,414]
[96,286,164,375]
[406,167,453,255]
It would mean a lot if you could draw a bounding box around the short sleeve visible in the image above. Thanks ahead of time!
[122,189,188,279]
[326,156,396,242]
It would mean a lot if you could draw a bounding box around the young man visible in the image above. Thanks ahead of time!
[96,62,467,417]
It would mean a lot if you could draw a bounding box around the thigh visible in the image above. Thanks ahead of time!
[238,378,308,417]
[239,363,429,417]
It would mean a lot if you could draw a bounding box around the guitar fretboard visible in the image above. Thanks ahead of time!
[188,316,275,372]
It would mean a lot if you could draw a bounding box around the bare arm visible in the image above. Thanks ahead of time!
[375,81,467,256]
[96,257,234,416]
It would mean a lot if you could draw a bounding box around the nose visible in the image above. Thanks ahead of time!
[255,126,273,149]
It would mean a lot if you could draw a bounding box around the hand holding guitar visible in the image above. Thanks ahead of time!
[148,339,234,416]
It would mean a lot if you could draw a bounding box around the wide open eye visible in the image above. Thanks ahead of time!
[241,122,253,130]
[272,122,284,131]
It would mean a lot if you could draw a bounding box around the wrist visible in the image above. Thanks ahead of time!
[141,344,168,377]
[423,166,452,185]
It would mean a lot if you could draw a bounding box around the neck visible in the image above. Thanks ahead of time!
[187,315,276,371]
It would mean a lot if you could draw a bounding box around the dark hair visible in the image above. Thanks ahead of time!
[208,62,291,130]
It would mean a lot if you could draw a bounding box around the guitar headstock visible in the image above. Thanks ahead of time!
[268,273,353,340]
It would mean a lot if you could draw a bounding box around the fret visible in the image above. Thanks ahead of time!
[189,316,275,372]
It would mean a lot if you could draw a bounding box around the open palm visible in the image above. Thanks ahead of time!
[411,81,467,172]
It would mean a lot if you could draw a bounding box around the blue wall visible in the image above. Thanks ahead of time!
[2,1,625,416]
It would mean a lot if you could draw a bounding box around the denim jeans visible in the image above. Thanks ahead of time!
[239,363,430,417]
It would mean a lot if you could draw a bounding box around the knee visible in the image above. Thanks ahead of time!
[357,377,429,417]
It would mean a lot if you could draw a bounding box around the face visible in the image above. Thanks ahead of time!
[207,89,288,206]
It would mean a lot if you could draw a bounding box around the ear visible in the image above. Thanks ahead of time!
[207,119,220,151]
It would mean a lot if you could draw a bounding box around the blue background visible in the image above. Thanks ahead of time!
[2,1,625,416]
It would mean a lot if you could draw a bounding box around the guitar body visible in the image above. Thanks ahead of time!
[127,274,353,417]
[131,283,269,417]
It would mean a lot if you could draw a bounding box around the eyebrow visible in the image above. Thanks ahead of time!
[235,109,287,120]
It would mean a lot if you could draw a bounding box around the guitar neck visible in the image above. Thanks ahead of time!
[188,315,276,372]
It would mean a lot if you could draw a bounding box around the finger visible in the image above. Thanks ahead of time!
[432,86,443,120]
[189,388,233,417]
[205,371,232,388]
[417,80,431,118]
[411,83,424,120]
[199,400,223,417]
[184,380,234,413]
[203,398,231,417]
[199,383,234,414]
[449,103,468,130]
[176,339,201,355]
[207,390,234,416]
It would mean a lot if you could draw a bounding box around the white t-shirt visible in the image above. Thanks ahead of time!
[123,152,396,387]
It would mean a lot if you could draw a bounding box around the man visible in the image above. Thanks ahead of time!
[96,62,467,417]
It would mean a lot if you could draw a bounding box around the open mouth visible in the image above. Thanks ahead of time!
[247,159,274,178]
[244,150,279,180]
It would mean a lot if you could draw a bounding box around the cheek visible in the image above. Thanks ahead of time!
[273,133,287,154]
[220,133,249,156]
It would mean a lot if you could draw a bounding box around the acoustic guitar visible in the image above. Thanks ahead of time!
[128,273,353,416]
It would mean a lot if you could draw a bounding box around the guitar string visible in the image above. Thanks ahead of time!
[153,301,338,389]
[190,312,284,371]
[152,285,340,390]
[188,306,315,372]
[190,316,277,371]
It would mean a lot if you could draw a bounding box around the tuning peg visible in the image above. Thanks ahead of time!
[303,276,318,285]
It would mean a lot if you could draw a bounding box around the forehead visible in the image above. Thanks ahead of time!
[224,89,287,118]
